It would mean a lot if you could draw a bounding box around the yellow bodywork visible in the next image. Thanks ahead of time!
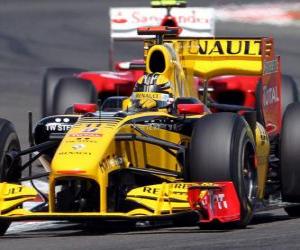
[49,111,192,213]
[0,183,37,214]
[0,36,274,221]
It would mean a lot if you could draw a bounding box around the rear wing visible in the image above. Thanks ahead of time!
[144,37,276,78]
[145,36,281,135]
[109,7,215,68]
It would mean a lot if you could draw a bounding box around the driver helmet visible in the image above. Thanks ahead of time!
[131,73,174,108]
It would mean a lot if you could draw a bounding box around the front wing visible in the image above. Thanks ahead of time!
[0,182,241,225]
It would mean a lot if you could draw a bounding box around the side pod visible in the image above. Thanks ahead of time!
[188,182,241,223]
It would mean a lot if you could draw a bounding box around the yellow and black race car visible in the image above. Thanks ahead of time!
[0,26,300,235]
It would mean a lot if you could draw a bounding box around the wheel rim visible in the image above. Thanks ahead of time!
[242,141,257,202]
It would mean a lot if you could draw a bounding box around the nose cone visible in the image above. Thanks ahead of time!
[50,113,125,179]
[51,138,104,179]
[51,125,111,179]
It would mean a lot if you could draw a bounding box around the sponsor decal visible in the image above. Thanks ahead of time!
[110,7,214,38]
[142,183,188,195]
[81,127,99,133]
[4,186,23,195]
[263,60,278,75]
[130,9,209,24]
[45,117,73,132]
[173,183,188,189]
[45,123,73,132]
[68,133,103,138]
[58,151,92,156]
[132,92,169,101]
[257,123,268,146]
[143,186,160,195]
[196,40,261,56]
[263,86,279,106]
[65,139,97,144]
[214,193,228,209]
[200,182,218,187]
[72,144,86,151]
[143,122,180,131]
[112,12,128,23]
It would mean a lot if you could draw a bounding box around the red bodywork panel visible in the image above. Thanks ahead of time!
[78,65,260,110]
[73,103,97,114]
[261,38,282,135]
[208,75,259,109]
[177,103,205,115]
[75,54,280,137]
[77,69,143,97]
[188,182,241,224]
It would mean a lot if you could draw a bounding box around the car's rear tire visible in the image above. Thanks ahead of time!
[42,67,86,117]
[281,74,299,115]
[0,118,22,236]
[53,77,97,115]
[280,103,300,204]
[188,113,257,227]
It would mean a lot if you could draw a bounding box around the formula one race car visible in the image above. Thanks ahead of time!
[41,0,215,117]
[1,26,300,236]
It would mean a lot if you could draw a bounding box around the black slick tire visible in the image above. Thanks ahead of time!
[280,103,300,205]
[53,77,97,115]
[189,113,257,227]
[284,206,300,217]
[0,118,21,236]
[281,74,299,115]
[42,67,86,117]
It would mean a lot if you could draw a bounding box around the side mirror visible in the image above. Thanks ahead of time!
[177,103,204,115]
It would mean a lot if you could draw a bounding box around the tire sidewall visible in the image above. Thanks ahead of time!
[231,120,256,226]
[188,113,256,226]
[280,102,300,202]
[53,77,97,115]
[0,120,21,182]
[42,68,86,117]
[0,119,21,235]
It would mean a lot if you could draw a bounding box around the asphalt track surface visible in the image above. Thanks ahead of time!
[0,0,300,249]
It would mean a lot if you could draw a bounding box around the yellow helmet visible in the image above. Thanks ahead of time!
[131,73,174,108]
[133,73,173,95]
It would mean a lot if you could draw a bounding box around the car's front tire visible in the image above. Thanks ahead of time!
[188,113,257,227]
[0,118,22,236]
